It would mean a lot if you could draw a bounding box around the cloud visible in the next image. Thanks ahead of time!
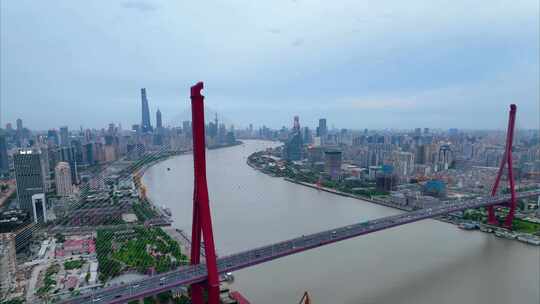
[346,98,418,110]
[267,28,282,34]
[292,38,304,47]
[1,1,537,129]
[121,0,157,12]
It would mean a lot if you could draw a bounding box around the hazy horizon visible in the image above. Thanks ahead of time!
[1,1,539,131]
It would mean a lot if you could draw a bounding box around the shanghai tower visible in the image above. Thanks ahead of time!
[141,88,153,133]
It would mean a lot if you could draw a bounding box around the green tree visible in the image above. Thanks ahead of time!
[55,233,65,243]
[157,291,172,304]
[144,297,156,304]
[174,295,191,304]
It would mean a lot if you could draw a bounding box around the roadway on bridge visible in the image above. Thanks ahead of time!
[62,190,540,304]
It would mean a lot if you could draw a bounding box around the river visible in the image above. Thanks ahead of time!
[143,140,540,304]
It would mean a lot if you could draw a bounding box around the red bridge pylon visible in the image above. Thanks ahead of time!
[189,82,220,304]
[487,104,517,229]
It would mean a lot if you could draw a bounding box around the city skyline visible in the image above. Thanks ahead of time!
[2,2,540,303]
[3,112,540,134]
[1,1,539,130]
[1,82,539,303]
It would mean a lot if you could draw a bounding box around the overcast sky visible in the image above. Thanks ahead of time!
[1,0,539,131]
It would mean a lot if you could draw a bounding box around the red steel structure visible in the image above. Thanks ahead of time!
[487,104,517,228]
[190,82,220,304]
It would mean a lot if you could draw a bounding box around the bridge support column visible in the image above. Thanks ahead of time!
[189,82,220,304]
[487,104,517,229]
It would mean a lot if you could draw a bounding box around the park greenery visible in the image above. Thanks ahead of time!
[96,230,123,281]
[463,209,484,222]
[512,218,540,234]
[96,226,187,281]
[462,209,540,234]
[37,264,60,296]
[133,200,158,221]
[64,259,85,270]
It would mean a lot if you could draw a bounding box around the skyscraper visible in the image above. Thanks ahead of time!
[284,116,303,161]
[0,134,8,174]
[47,129,59,146]
[84,143,95,165]
[39,146,52,192]
[15,119,24,147]
[318,118,327,145]
[182,121,192,139]
[207,114,219,140]
[303,127,312,144]
[55,162,73,197]
[141,88,153,133]
[293,115,300,131]
[392,151,415,178]
[156,109,163,129]
[59,146,78,184]
[325,150,342,181]
[60,126,69,146]
[16,119,22,132]
[14,150,44,219]
[438,144,452,171]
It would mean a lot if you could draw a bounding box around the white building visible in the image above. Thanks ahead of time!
[55,162,73,197]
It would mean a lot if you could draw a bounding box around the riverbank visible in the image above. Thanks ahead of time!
[208,140,243,150]
[162,227,205,259]
[284,177,413,212]
[248,150,540,246]
[247,152,413,212]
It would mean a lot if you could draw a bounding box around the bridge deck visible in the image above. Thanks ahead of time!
[62,190,540,304]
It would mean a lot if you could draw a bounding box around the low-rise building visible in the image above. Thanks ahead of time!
[56,238,95,257]
[0,233,17,299]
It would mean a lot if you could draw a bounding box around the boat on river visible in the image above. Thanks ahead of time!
[494,230,517,240]
[516,234,540,246]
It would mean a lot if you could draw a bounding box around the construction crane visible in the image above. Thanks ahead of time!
[298,291,311,304]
